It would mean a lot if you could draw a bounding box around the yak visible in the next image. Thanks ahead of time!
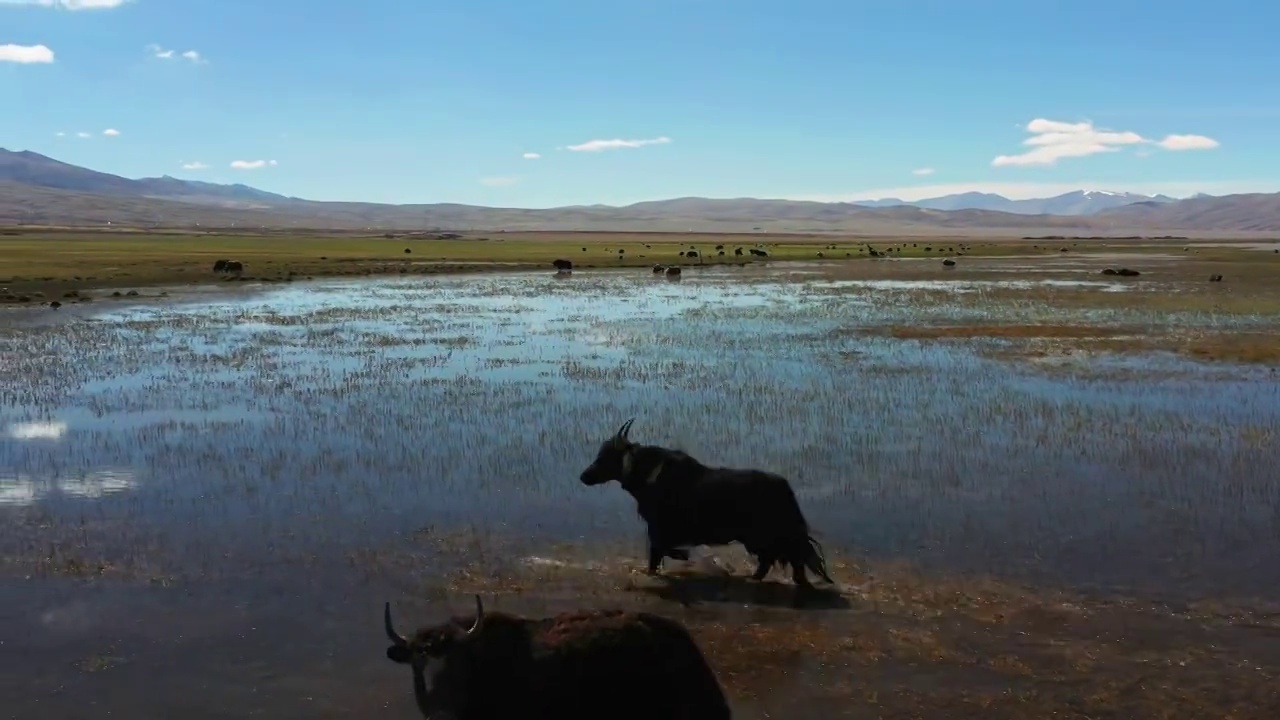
[579,418,835,590]
[383,595,732,720]
[552,258,574,272]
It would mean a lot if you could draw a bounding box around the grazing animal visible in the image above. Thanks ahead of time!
[665,266,682,278]
[748,248,768,257]
[552,259,574,272]
[579,419,835,590]
[223,260,244,273]
[212,259,229,273]
[734,247,744,256]
[383,596,732,720]
[685,250,700,258]
[715,244,724,250]
[942,259,956,267]
[1209,274,1224,282]
[653,264,666,273]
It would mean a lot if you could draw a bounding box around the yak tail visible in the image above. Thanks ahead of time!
[805,535,835,584]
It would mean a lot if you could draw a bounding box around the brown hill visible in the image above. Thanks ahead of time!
[2,148,1278,233]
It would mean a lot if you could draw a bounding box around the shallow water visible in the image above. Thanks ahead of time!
[3,267,1280,717]
[4,268,1279,593]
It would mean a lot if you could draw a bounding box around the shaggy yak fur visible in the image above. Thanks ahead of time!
[383,596,732,720]
[579,418,836,589]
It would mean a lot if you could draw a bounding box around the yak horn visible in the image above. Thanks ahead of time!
[615,418,636,444]
[384,601,408,646]
[466,594,485,635]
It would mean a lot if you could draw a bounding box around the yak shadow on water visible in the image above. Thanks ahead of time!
[632,568,851,610]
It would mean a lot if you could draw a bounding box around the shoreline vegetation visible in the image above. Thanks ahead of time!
[5,229,1279,367]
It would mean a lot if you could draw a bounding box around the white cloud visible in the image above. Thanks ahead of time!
[0,43,54,63]
[791,180,1279,204]
[565,136,671,152]
[181,161,209,170]
[102,128,120,137]
[230,159,278,170]
[912,167,935,176]
[522,152,541,160]
[994,118,1220,167]
[1157,134,1220,151]
[147,44,205,63]
[75,131,90,138]
[54,131,65,137]
[479,176,519,187]
[993,118,1146,167]
[0,0,128,8]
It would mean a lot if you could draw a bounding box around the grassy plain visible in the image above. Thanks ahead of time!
[0,227,1240,298]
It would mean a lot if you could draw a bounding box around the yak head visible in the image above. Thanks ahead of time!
[384,596,487,719]
[384,595,484,668]
[579,418,641,486]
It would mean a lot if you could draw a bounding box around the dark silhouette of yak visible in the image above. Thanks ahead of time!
[552,259,574,272]
[383,595,731,720]
[579,419,835,591]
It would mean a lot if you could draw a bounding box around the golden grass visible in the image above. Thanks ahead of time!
[1181,332,1280,364]
[879,323,1135,340]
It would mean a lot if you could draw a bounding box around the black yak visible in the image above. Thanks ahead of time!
[383,595,732,720]
[552,258,574,272]
[212,259,229,273]
[578,419,835,590]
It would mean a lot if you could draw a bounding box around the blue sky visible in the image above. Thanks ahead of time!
[2,0,1278,207]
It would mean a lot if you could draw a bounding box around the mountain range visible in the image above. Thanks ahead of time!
[2,148,1279,233]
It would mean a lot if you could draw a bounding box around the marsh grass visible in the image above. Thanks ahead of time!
[4,258,1280,718]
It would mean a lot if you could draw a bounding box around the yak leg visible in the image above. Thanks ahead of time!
[751,553,775,581]
[785,543,816,589]
[647,545,689,575]
[646,543,664,575]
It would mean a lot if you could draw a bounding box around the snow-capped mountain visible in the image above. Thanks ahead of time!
[852,189,1182,215]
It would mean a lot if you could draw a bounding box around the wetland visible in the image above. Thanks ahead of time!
[3,248,1280,719]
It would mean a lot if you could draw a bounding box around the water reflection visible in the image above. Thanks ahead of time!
[0,269,1276,599]
[6,421,68,440]
[0,468,138,507]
